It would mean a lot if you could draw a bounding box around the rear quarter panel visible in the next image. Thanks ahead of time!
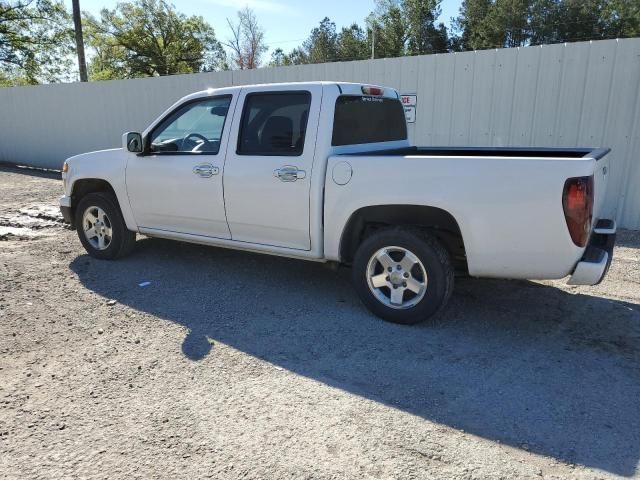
[324,154,598,279]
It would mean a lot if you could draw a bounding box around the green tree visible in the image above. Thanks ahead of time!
[0,0,73,85]
[454,0,640,51]
[546,0,640,42]
[285,46,309,65]
[368,0,448,56]
[269,47,286,67]
[304,17,339,63]
[540,0,603,43]
[454,0,530,50]
[451,0,494,50]
[273,18,370,66]
[527,0,563,45]
[403,0,449,53]
[85,0,226,80]
[82,12,127,80]
[275,0,452,65]
[269,46,309,66]
[602,0,640,37]
[495,0,531,48]
[336,23,369,61]
[367,2,407,58]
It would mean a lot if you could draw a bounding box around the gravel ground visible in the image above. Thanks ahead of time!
[1,165,639,480]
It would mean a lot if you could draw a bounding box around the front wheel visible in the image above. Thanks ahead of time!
[352,228,454,325]
[75,192,136,260]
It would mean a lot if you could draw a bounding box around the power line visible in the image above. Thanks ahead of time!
[267,37,307,45]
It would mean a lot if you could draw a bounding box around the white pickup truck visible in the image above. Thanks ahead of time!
[60,81,616,324]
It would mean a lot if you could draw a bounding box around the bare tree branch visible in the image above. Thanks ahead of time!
[225,7,266,70]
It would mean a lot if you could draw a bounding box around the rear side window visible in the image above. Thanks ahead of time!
[332,95,407,146]
[237,92,311,156]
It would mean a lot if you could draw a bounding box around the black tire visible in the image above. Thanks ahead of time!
[352,227,454,325]
[75,192,136,260]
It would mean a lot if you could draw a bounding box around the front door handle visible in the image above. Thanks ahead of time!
[274,165,306,182]
[193,164,218,178]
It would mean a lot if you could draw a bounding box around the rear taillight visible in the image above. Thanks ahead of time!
[562,175,594,247]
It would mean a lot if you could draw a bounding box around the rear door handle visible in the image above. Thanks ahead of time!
[274,165,306,182]
[193,164,218,178]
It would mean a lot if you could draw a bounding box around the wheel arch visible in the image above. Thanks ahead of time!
[339,204,468,273]
[71,177,117,200]
[69,178,129,228]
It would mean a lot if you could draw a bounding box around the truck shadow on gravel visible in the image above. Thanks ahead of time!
[70,237,640,477]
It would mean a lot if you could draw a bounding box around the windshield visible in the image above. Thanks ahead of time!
[332,95,407,146]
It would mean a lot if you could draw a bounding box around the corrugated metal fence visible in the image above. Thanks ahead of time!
[1,38,639,228]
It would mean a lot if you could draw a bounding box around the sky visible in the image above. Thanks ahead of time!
[66,0,463,59]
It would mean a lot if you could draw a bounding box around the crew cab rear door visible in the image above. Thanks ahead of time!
[223,85,322,250]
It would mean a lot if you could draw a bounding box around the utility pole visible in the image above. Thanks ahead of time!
[72,0,88,82]
[371,27,375,59]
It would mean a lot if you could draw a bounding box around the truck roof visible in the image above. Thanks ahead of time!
[182,81,400,103]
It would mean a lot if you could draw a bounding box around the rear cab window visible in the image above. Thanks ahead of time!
[332,95,407,146]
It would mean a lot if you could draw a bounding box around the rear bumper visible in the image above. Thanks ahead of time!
[59,195,74,226]
[567,219,616,286]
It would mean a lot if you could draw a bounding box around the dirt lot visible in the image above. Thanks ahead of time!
[1,165,639,480]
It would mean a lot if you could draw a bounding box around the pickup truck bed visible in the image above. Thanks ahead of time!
[324,145,612,282]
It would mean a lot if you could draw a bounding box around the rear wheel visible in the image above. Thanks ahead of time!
[75,192,136,260]
[352,228,453,324]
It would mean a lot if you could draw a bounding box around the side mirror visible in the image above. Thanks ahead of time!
[123,132,143,153]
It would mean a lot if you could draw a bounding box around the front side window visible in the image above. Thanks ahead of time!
[237,92,311,156]
[150,96,231,154]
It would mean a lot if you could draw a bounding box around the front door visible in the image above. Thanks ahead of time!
[126,95,235,238]
[223,86,322,250]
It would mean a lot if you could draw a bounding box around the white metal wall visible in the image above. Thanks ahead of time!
[1,38,639,228]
